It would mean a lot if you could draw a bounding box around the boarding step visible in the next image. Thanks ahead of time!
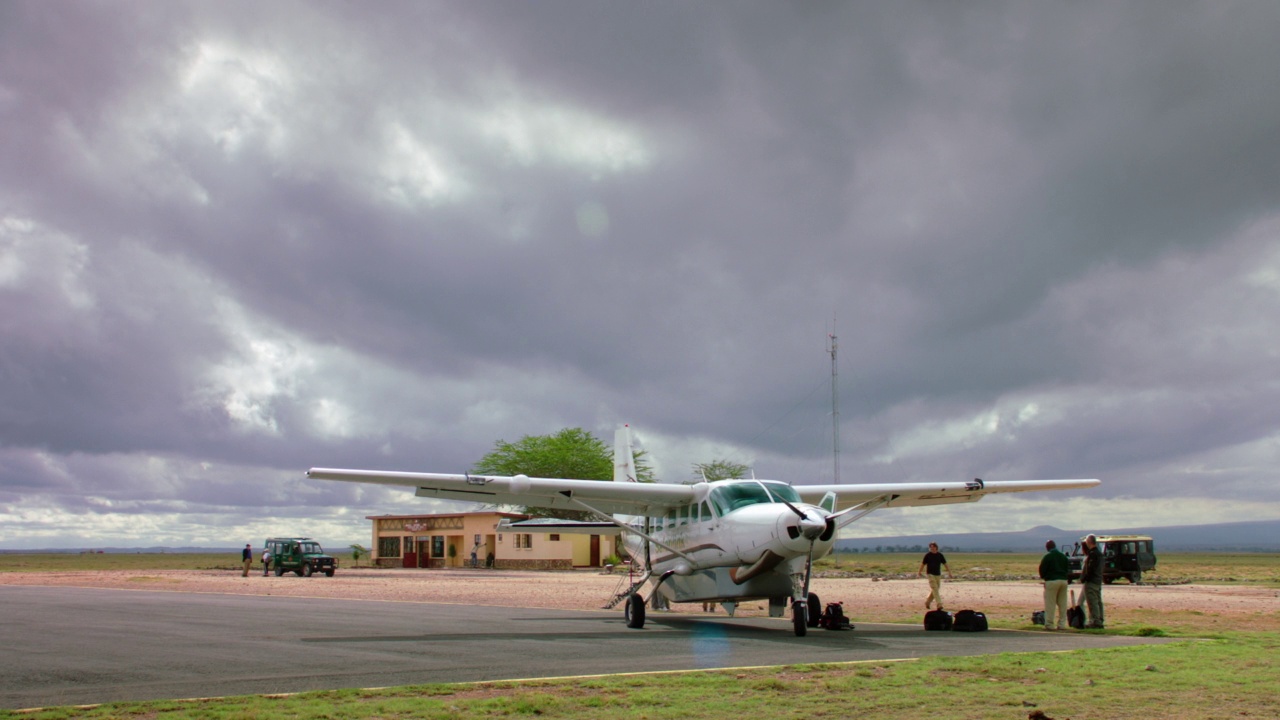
[603,570,651,609]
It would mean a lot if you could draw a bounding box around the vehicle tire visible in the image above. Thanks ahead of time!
[325,569,335,577]
[792,601,808,637]
[1130,571,1142,585]
[303,564,313,577]
[807,592,822,627]
[1103,576,1114,585]
[625,593,646,629]
[274,565,283,577]
[295,568,304,577]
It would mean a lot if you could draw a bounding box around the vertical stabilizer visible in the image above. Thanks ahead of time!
[614,424,638,482]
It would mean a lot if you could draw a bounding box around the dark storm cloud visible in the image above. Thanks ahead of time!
[2,0,1279,546]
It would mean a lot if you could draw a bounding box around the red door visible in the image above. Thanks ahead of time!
[590,535,600,567]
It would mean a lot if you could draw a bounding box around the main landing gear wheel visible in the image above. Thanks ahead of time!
[807,592,822,627]
[792,600,808,637]
[625,593,646,629]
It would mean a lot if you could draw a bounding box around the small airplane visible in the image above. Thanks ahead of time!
[308,425,1099,636]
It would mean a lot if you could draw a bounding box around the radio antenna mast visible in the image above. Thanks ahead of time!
[828,329,840,484]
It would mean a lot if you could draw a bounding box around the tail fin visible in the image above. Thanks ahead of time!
[614,424,638,482]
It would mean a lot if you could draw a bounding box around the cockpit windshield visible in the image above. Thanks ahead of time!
[709,481,803,515]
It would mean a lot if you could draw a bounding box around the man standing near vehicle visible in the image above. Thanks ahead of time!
[917,542,953,611]
[1081,534,1105,628]
[1038,540,1070,630]
[241,543,252,577]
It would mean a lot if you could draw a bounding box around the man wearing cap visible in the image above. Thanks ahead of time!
[241,543,253,577]
[1038,539,1071,630]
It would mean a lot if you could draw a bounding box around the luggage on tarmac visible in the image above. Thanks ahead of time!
[819,602,853,630]
[924,609,953,631]
[952,609,988,632]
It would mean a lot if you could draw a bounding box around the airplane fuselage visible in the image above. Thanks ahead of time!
[619,479,837,606]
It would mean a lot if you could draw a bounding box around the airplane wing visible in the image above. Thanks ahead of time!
[793,478,1100,511]
[306,468,695,516]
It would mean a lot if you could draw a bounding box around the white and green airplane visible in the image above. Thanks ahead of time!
[308,425,1099,636]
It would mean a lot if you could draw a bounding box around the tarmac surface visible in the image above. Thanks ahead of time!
[0,585,1177,710]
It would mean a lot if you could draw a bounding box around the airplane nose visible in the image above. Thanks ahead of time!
[799,515,825,540]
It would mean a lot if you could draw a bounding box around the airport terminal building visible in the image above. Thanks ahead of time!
[367,511,619,570]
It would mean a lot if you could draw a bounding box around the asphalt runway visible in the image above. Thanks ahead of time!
[0,585,1174,710]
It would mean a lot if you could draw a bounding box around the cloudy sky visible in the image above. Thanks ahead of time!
[3,2,1279,550]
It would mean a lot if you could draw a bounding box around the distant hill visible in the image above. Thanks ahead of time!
[834,519,1280,553]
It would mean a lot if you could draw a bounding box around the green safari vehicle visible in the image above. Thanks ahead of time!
[266,537,337,577]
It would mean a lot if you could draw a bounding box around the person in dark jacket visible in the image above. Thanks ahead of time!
[1038,540,1071,630]
[241,544,252,577]
[1080,535,1105,628]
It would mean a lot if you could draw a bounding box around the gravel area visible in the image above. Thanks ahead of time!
[2,568,1276,629]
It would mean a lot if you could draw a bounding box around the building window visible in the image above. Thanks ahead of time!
[549,534,560,542]
[432,536,445,557]
[514,533,532,549]
[378,537,401,557]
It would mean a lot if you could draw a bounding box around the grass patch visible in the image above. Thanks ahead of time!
[0,553,240,573]
[815,551,1280,585]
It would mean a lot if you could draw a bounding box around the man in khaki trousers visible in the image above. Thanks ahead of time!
[1038,539,1070,630]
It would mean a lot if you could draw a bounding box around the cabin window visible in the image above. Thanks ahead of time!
[667,509,677,527]
[679,505,691,525]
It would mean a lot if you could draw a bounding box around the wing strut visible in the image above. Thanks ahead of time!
[830,495,897,531]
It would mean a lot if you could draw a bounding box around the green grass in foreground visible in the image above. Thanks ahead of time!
[5,632,1276,720]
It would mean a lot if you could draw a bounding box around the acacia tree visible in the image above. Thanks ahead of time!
[472,427,653,519]
[692,459,750,482]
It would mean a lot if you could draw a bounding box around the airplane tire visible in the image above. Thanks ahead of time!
[807,593,822,627]
[625,593,646,629]
[792,601,808,637]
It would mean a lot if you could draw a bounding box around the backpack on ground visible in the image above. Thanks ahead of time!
[924,609,953,631]
[952,609,988,632]
[1067,589,1085,629]
[819,602,852,630]
[1031,610,1045,625]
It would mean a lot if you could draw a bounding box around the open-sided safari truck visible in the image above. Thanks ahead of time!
[1067,534,1156,584]
[266,537,337,577]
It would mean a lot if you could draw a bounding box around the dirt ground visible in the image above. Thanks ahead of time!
[2,567,1276,631]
